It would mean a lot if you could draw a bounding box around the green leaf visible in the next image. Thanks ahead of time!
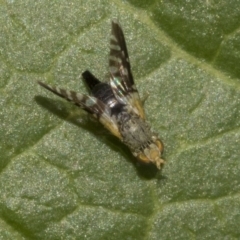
[0,0,239,239]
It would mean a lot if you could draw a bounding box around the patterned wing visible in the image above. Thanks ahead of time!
[109,20,145,119]
[38,81,122,140]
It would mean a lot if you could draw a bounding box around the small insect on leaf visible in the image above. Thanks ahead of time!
[38,20,165,169]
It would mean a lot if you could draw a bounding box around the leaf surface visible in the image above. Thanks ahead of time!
[0,0,239,239]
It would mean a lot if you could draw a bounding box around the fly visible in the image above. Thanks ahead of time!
[38,20,165,169]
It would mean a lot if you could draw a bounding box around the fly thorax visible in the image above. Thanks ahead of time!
[119,114,152,150]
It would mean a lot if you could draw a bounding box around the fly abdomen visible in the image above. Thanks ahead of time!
[91,83,124,115]
[82,70,125,115]
[92,83,114,104]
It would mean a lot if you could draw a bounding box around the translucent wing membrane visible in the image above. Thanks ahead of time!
[38,81,103,115]
[109,20,134,89]
[109,20,145,119]
[38,81,122,139]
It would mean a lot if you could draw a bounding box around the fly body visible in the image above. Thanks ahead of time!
[38,20,165,169]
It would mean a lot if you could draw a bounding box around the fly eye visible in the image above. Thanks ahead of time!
[156,139,164,153]
[136,152,150,164]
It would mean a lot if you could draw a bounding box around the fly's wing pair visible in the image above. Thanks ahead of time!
[38,20,145,139]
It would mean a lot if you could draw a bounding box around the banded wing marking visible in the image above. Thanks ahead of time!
[38,81,122,139]
[109,20,145,119]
